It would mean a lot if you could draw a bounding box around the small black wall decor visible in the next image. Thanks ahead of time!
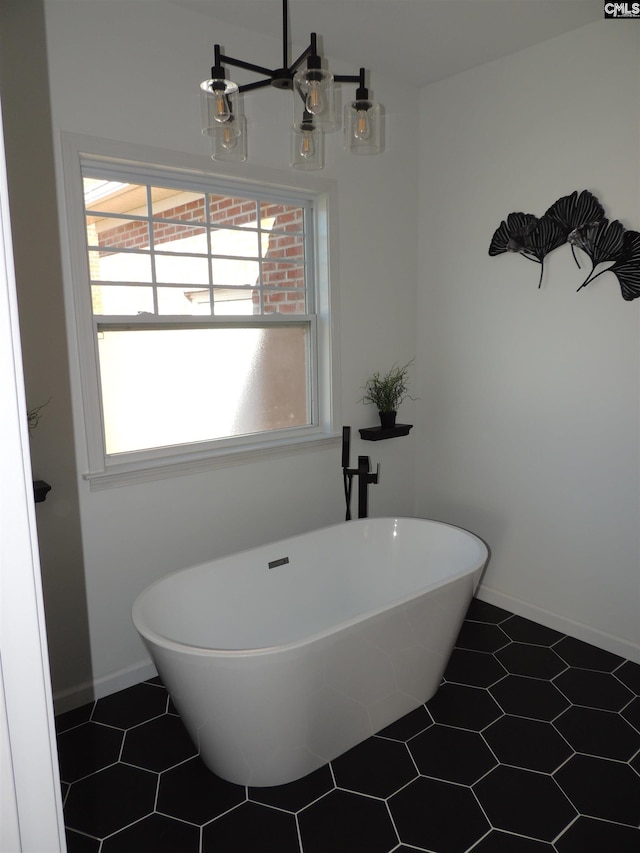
[488,190,640,301]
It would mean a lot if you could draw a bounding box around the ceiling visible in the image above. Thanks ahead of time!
[171,0,603,87]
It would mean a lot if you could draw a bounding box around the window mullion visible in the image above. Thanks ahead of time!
[146,185,159,315]
[257,209,264,315]
[304,202,315,315]
[96,314,314,329]
[205,192,214,317]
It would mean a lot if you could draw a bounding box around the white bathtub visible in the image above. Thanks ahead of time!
[132,517,488,787]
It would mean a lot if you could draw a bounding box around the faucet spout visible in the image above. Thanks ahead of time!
[341,427,379,520]
[357,455,379,519]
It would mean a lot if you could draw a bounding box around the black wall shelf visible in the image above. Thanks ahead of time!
[359,424,413,441]
[33,480,51,503]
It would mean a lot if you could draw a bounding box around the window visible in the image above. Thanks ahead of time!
[62,138,338,486]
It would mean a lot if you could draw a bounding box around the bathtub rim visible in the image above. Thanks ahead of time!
[132,516,489,659]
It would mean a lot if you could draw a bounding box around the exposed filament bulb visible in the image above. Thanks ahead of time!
[213,92,231,123]
[299,130,315,159]
[354,108,371,140]
[221,123,238,150]
[305,81,324,116]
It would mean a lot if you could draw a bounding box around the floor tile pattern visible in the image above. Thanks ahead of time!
[56,598,640,852]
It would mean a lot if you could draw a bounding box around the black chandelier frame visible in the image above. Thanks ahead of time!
[209,0,369,100]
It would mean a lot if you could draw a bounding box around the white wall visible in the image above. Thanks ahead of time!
[42,0,419,707]
[416,21,640,662]
[0,0,91,710]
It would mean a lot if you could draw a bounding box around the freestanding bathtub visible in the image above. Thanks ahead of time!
[132,517,488,787]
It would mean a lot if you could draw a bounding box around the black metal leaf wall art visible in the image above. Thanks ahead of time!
[544,190,605,240]
[608,230,640,302]
[488,212,539,256]
[522,217,567,288]
[568,219,626,290]
[488,213,565,288]
[488,190,640,301]
[544,190,605,270]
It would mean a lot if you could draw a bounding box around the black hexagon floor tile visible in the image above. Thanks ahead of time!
[615,659,640,694]
[157,755,245,824]
[390,776,489,853]
[555,816,640,853]
[483,714,573,772]
[92,681,168,729]
[554,636,624,672]
[57,721,123,783]
[298,789,398,853]
[55,702,93,734]
[489,674,570,721]
[377,704,432,741]
[443,648,507,688]
[202,801,300,852]
[495,643,567,680]
[500,615,564,647]
[454,620,510,653]
[553,667,634,711]
[56,601,640,853]
[554,754,640,826]
[64,763,158,838]
[64,828,100,853]
[622,695,640,732]
[465,598,512,624]
[332,736,417,798]
[474,765,577,841]
[393,848,425,853]
[121,712,198,772]
[250,764,334,812]
[427,682,503,730]
[554,705,640,760]
[101,813,200,852]
[469,830,555,851]
[408,723,496,784]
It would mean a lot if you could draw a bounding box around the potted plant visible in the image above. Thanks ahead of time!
[361,360,415,428]
[27,399,50,431]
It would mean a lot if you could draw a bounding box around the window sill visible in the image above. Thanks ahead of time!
[83,432,341,491]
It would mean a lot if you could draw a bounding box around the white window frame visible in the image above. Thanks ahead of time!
[60,134,340,489]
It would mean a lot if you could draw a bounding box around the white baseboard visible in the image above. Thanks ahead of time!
[477,584,640,666]
[53,659,158,715]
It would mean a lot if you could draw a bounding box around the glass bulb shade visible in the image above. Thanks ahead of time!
[293,67,337,131]
[290,123,324,171]
[200,79,240,133]
[344,100,381,154]
[210,115,247,162]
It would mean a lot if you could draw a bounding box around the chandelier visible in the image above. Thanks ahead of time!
[200,0,382,170]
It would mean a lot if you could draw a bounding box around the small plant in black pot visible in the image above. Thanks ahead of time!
[361,360,415,428]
